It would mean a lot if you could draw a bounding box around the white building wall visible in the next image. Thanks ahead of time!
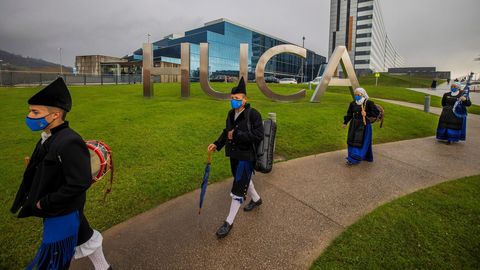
[329,0,404,73]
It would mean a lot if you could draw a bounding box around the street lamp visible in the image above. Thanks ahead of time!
[147,33,151,43]
[0,60,3,87]
[58,48,63,75]
[301,36,305,83]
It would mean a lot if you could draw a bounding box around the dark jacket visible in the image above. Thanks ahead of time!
[344,100,380,147]
[438,91,471,130]
[10,122,92,218]
[214,104,264,161]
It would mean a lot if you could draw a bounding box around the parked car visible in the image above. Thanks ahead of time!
[210,75,237,82]
[210,75,228,82]
[309,76,322,85]
[279,78,297,84]
[264,76,280,83]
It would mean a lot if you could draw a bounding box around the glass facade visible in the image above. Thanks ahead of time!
[127,19,326,82]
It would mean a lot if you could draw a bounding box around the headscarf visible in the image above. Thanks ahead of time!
[451,82,461,89]
[354,87,369,105]
[354,87,369,100]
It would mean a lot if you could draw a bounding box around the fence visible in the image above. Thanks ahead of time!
[0,70,165,86]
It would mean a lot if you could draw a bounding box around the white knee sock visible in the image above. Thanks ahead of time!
[247,181,261,202]
[225,199,242,225]
[88,246,110,270]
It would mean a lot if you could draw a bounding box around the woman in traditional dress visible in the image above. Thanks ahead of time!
[436,82,471,144]
[342,88,380,166]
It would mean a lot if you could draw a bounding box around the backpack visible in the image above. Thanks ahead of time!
[246,109,277,173]
[368,104,384,128]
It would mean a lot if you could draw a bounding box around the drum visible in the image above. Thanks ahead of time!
[85,140,112,182]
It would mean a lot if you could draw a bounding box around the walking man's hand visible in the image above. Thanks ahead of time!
[208,144,217,152]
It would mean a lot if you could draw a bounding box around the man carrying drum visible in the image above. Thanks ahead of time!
[10,77,112,270]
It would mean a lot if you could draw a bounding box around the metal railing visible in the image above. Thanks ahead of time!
[0,70,171,86]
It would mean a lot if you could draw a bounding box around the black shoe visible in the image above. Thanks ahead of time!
[216,221,233,238]
[345,160,355,166]
[244,198,262,212]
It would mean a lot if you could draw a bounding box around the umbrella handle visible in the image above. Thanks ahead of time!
[207,151,212,164]
[361,104,367,125]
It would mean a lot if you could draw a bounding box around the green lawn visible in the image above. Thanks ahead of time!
[311,175,480,270]
[358,73,446,88]
[0,82,439,268]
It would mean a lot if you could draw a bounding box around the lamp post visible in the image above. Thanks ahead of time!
[147,33,151,43]
[0,60,3,87]
[301,36,305,83]
[311,54,315,80]
[58,48,63,75]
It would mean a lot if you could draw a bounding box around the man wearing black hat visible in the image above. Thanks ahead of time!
[11,78,111,269]
[208,77,265,238]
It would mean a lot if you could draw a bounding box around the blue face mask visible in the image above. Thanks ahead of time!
[25,115,51,131]
[230,99,243,109]
[354,95,362,101]
[451,87,458,92]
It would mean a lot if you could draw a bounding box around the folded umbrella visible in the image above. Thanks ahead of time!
[198,152,212,215]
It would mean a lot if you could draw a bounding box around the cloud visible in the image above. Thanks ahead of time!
[0,0,477,77]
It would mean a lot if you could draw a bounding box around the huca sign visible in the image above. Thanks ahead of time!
[142,43,359,102]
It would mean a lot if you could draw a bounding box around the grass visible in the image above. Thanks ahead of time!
[358,73,446,88]
[0,82,439,268]
[311,175,480,270]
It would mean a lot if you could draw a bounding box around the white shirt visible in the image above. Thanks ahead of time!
[41,131,51,144]
[234,108,245,121]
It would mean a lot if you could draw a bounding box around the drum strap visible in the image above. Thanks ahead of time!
[102,150,114,201]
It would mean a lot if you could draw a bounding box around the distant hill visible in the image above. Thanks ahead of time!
[0,49,72,73]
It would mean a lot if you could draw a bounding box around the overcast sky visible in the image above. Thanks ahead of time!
[0,0,478,78]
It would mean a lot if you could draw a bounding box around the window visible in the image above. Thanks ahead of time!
[356,42,371,47]
[355,59,370,64]
[355,51,371,56]
[357,15,373,21]
[357,5,373,12]
[357,24,372,30]
[356,33,372,38]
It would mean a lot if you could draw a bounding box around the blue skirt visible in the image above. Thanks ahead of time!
[27,211,80,270]
[436,117,467,142]
[347,123,373,164]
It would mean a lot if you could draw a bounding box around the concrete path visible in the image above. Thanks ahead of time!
[408,84,480,105]
[71,102,480,270]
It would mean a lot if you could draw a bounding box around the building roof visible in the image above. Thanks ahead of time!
[159,18,312,53]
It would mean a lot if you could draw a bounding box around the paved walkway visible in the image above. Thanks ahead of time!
[408,83,480,105]
[71,101,480,270]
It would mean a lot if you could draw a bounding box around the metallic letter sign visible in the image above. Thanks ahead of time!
[142,42,358,103]
[310,46,360,102]
[199,43,230,100]
[199,43,249,100]
[180,43,190,98]
[142,43,189,98]
[255,45,307,102]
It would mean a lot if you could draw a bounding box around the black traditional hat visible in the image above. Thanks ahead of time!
[231,77,246,95]
[28,77,72,112]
